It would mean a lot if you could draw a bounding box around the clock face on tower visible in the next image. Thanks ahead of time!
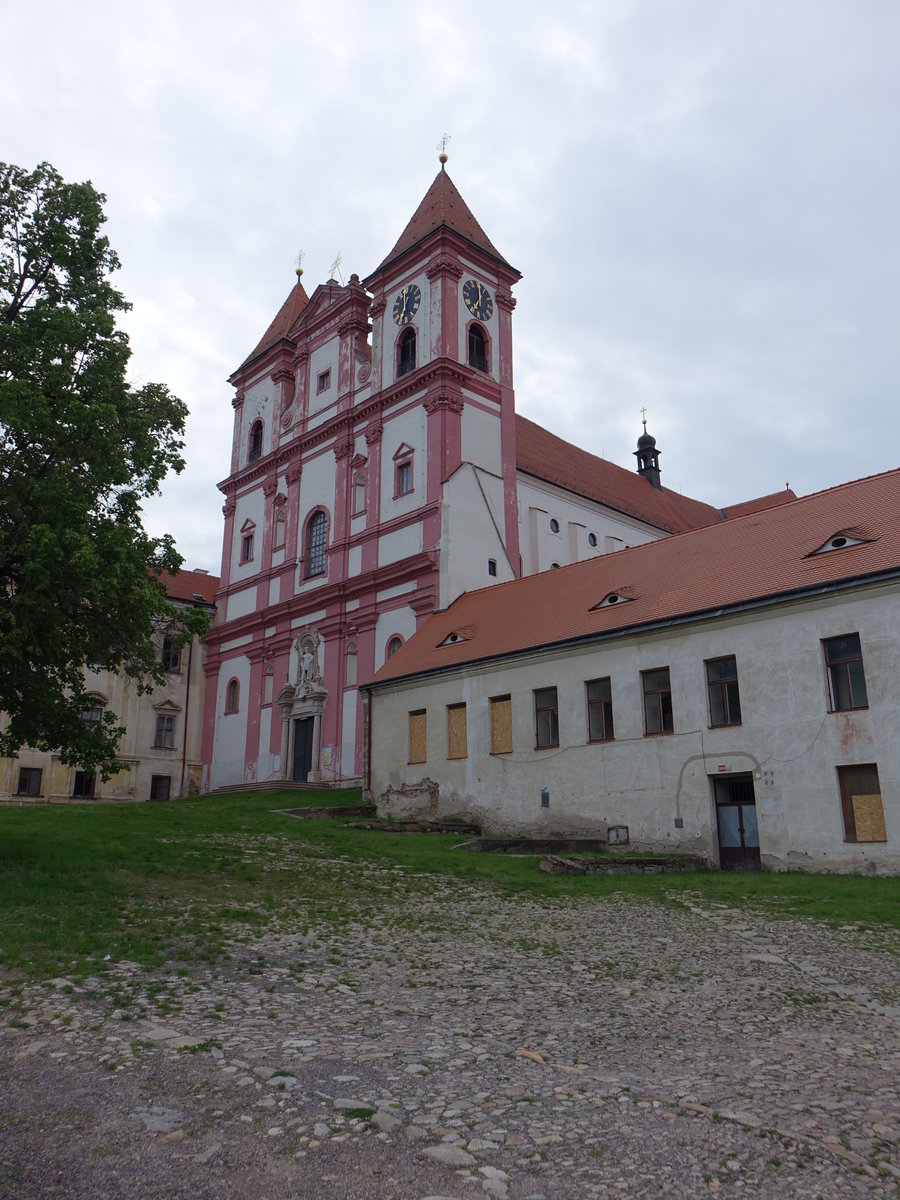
[392,283,421,325]
[463,278,493,321]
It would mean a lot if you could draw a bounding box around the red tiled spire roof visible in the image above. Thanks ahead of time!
[370,468,900,686]
[515,414,722,534]
[375,169,512,273]
[235,280,310,373]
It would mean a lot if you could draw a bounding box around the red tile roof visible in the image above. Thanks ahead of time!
[515,415,722,534]
[374,169,513,273]
[369,468,900,686]
[159,569,220,607]
[720,489,797,519]
[235,280,310,373]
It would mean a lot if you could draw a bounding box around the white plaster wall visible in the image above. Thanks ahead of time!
[441,465,514,606]
[348,544,362,576]
[341,690,358,778]
[383,271,430,390]
[516,474,664,575]
[381,405,426,521]
[232,486,267,581]
[460,402,501,475]
[377,581,416,602]
[379,523,423,567]
[239,380,272,466]
[369,583,900,873]
[226,586,259,622]
[210,655,252,788]
[456,260,499,382]
[375,605,418,669]
[257,705,273,781]
[268,578,280,606]
[308,342,340,417]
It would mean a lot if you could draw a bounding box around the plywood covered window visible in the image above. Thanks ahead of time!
[408,709,427,764]
[837,763,886,843]
[447,703,467,759]
[490,694,513,755]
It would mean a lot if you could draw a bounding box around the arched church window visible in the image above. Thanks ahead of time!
[398,327,416,377]
[468,323,488,372]
[346,642,358,687]
[305,510,328,577]
[352,472,366,516]
[387,636,403,659]
[249,420,263,462]
[273,511,286,550]
[225,678,240,713]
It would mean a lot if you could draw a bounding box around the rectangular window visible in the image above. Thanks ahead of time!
[154,713,175,749]
[487,558,497,577]
[150,774,171,802]
[16,767,42,796]
[396,460,412,496]
[534,686,559,749]
[586,677,614,742]
[490,694,513,755]
[161,637,181,673]
[408,709,427,764]
[240,533,254,563]
[317,369,331,393]
[642,667,673,735]
[837,763,886,842]
[72,771,95,798]
[706,656,742,726]
[824,633,868,711]
[447,703,467,759]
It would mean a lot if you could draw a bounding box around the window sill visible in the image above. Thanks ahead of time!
[642,731,674,738]
[830,706,869,714]
[708,721,742,729]
[588,737,615,744]
[534,743,560,752]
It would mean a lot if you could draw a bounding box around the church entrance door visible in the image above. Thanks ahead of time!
[292,717,314,782]
[714,774,761,870]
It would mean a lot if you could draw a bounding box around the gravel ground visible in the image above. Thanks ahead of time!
[1,864,898,1199]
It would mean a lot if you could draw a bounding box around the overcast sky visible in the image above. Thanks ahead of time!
[5,1,899,574]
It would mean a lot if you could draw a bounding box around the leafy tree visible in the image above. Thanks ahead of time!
[0,161,207,777]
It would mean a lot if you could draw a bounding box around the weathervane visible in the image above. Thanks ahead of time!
[295,249,305,279]
[438,131,451,167]
[328,251,344,284]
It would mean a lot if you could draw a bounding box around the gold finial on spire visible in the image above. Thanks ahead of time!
[640,405,648,430]
[437,131,451,167]
[295,249,305,279]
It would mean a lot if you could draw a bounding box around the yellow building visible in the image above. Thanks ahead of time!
[0,570,218,804]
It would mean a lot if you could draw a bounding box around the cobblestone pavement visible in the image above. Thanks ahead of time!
[1,863,898,1199]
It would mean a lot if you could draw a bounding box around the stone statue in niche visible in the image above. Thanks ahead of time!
[295,633,322,697]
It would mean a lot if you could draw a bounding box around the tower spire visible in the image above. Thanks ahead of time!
[634,411,662,490]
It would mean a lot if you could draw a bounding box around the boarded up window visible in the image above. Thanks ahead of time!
[837,763,886,842]
[490,695,513,755]
[448,704,467,759]
[408,710,427,764]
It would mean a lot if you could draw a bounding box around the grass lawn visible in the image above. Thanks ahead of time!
[0,789,897,983]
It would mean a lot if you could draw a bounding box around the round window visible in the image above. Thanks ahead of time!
[549,518,560,533]
[588,532,598,547]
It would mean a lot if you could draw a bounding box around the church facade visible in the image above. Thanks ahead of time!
[201,165,779,791]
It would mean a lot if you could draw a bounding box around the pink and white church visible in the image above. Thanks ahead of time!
[201,161,782,790]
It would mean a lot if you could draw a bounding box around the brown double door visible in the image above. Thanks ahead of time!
[714,774,761,871]
[292,717,314,781]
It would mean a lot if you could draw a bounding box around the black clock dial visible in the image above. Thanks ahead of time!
[463,278,493,321]
[392,283,421,325]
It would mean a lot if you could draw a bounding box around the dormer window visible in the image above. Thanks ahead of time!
[810,531,869,555]
[398,327,416,377]
[590,591,634,610]
[439,631,468,646]
[248,420,263,463]
[468,323,488,371]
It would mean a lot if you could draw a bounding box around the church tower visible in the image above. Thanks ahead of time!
[363,158,522,601]
[202,159,522,791]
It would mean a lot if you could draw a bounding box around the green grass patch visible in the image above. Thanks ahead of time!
[0,789,896,982]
